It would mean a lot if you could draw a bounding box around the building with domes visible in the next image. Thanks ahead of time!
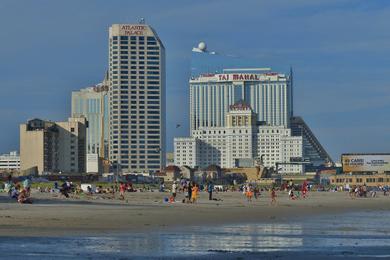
[174,102,303,174]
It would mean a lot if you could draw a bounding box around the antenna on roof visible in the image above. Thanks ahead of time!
[139,18,145,24]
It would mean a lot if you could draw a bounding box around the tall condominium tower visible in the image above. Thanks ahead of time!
[108,23,166,173]
[190,69,292,131]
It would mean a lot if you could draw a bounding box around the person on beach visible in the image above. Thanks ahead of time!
[245,184,253,202]
[383,186,389,196]
[191,183,199,203]
[301,180,308,199]
[159,182,165,192]
[253,186,260,199]
[87,185,92,195]
[296,190,301,199]
[271,188,277,205]
[60,181,70,198]
[288,188,296,200]
[207,181,214,200]
[288,179,293,189]
[5,175,14,197]
[362,184,367,197]
[23,176,32,197]
[18,188,32,204]
[119,182,126,200]
[187,181,193,203]
[171,181,178,202]
[349,186,356,199]
[11,184,20,199]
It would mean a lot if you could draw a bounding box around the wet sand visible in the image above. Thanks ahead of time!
[0,190,389,237]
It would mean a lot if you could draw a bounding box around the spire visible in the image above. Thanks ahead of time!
[103,70,109,85]
[290,66,294,118]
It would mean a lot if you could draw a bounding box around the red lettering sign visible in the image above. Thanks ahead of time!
[220,74,260,81]
[120,25,146,36]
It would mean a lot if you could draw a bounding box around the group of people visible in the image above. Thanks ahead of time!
[171,181,199,203]
[2,175,32,204]
[242,184,278,205]
[168,180,217,204]
[349,185,370,198]
[286,180,309,200]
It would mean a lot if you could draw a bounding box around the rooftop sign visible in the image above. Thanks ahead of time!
[120,25,147,36]
[110,24,155,37]
[190,73,286,83]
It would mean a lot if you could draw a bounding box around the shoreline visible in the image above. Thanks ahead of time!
[1,191,389,237]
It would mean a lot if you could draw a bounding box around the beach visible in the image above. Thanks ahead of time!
[1,190,390,237]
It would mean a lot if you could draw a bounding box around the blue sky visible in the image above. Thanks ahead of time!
[0,0,389,162]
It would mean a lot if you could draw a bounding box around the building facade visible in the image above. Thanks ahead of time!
[190,69,292,131]
[20,118,86,175]
[108,23,166,173]
[71,79,109,159]
[329,174,390,187]
[0,151,20,172]
[175,103,303,174]
[72,78,109,173]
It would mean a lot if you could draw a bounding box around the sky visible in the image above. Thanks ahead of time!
[0,0,389,162]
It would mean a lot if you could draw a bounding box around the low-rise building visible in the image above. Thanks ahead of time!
[0,151,20,172]
[329,174,390,187]
[179,166,194,180]
[164,165,181,182]
[224,167,264,182]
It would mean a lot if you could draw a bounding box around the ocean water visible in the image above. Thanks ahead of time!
[1,211,390,259]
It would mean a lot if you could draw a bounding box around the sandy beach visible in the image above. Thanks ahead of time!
[1,190,390,237]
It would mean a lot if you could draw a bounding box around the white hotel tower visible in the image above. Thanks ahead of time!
[190,68,292,131]
[108,23,166,173]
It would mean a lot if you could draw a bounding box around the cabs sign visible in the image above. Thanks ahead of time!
[342,154,390,173]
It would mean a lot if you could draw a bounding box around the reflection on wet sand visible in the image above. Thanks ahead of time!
[72,223,305,257]
[0,211,390,258]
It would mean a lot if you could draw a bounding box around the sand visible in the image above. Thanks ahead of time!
[0,190,389,237]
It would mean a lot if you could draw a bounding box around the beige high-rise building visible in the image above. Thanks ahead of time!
[20,117,86,175]
[108,22,166,174]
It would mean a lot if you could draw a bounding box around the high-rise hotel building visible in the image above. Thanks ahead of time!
[108,23,165,173]
[190,69,292,131]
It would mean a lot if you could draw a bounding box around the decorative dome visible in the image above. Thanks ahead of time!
[198,41,207,52]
